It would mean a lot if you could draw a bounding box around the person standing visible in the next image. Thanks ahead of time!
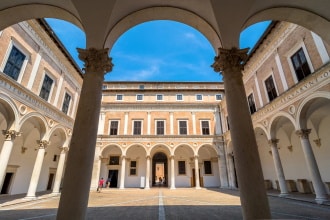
[97,177,105,192]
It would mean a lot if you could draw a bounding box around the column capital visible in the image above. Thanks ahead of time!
[2,130,21,141]
[121,155,126,160]
[77,48,113,74]
[146,155,151,160]
[212,47,249,74]
[59,146,69,153]
[296,129,311,139]
[170,155,175,160]
[194,155,199,160]
[36,140,49,149]
[268,139,279,146]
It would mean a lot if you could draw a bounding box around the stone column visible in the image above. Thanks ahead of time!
[145,155,151,189]
[212,47,270,219]
[170,155,176,189]
[217,144,229,188]
[227,152,237,188]
[194,155,201,189]
[296,129,328,204]
[119,156,126,189]
[25,140,49,199]
[57,48,113,220]
[52,146,68,195]
[0,130,21,188]
[268,139,288,197]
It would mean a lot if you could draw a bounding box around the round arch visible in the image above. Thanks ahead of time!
[254,124,270,140]
[0,4,83,32]
[18,112,48,138]
[197,144,218,157]
[173,143,194,155]
[242,7,330,45]
[268,111,297,138]
[46,125,68,147]
[295,91,330,129]
[150,144,172,156]
[0,93,19,130]
[125,143,148,155]
[104,6,221,52]
[100,144,123,156]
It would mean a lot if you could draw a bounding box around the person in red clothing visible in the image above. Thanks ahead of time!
[97,177,105,192]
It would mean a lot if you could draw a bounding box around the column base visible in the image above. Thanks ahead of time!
[23,196,37,200]
[170,186,176,190]
[315,197,329,204]
[279,193,289,197]
[51,192,61,196]
[195,186,202,190]
[119,187,125,190]
[220,186,230,189]
[144,187,150,190]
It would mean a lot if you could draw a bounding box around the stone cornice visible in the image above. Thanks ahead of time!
[0,73,74,128]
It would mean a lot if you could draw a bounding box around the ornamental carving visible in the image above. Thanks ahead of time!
[212,47,249,73]
[36,140,50,149]
[77,48,113,73]
[296,129,311,139]
[2,130,21,141]
[268,139,279,146]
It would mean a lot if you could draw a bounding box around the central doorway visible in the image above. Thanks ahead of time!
[152,152,168,187]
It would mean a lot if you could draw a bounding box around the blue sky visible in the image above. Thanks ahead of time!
[46,19,270,82]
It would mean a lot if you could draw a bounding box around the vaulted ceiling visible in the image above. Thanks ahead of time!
[0,0,329,51]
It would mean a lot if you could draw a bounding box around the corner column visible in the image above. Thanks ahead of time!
[212,47,271,219]
[0,130,20,188]
[57,48,113,220]
[296,129,328,204]
[194,155,201,189]
[217,143,229,188]
[52,146,69,195]
[145,155,151,189]
[25,140,49,199]
[268,139,288,197]
[119,155,126,189]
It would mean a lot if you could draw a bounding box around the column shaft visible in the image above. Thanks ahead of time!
[297,129,328,204]
[269,139,288,196]
[212,47,270,219]
[52,148,67,194]
[170,156,176,189]
[218,150,229,188]
[145,156,150,189]
[57,48,113,220]
[194,156,201,189]
[119,156,126,189]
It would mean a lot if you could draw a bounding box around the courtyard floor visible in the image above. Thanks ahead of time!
[0,188,329,219]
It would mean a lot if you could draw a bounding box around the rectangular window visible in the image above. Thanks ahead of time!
[201,120,210,135]
[136,94,144,101]
[53,155,57,162]
[130,161,137,175]
[3,46,26,81]
[204,161,212,174]
[61,92,71,114]
[109,156,120,165]
[215,94,222,100]
[247,93,256,114]
[39,74,54,101]
[139,85,144,90]
[116,94,123,101]
[179,120,187,135]
[156,94,163,101]
[110,121,119,135]
[178,161,186,175]
[176,94,183,101]
[102,85,107,90]
[156,120,165,135]
[264,75,277,102]
[291,48,311,81]
[133,121,142,135]
[196,94,203,101]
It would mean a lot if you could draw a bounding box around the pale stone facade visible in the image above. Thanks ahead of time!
[222,21,330,202]
[0,19,82,197]
[94,82,226,189]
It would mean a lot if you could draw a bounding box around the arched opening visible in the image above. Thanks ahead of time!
[152,152,168,187]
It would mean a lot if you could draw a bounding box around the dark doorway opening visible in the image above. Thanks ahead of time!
[47,173,55,190]
[152,152,168,187]
[191,168,203,187]
[1,172,13,194]
[108,170,118,188]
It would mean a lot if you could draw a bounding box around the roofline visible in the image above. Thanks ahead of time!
[103,81,224,84]
[37,18,83,78]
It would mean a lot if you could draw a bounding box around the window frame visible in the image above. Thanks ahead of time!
[129,160,138,176]
[136,94,144,101]
[39,73,55,102]
[178,120,188,135]
[263,73,278,102]
[178,161,186,175]
[109,120,120,135]
[247,93,257,114]
[200,120,210,135]
[61,91,72,115]
[215,94,222,101]
[1,41,29,83]
[155,120,165,135]
[176,94,183,101]
[132,120,143,135]
[195,94,203,101]
[156,94,164,101]
[116,94,123,101]
[203,160,213,175]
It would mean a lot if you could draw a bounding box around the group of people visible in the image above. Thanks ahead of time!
[97,177,111,192]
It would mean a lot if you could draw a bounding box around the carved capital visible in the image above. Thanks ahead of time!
[77,48,113,73]
[212,47,249,74]
[36,140,50,149]
[296,129,311,139]
[2,130,21,141]
[59,146,69,153]
[146,155,151,160]
[268,139,279,146]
